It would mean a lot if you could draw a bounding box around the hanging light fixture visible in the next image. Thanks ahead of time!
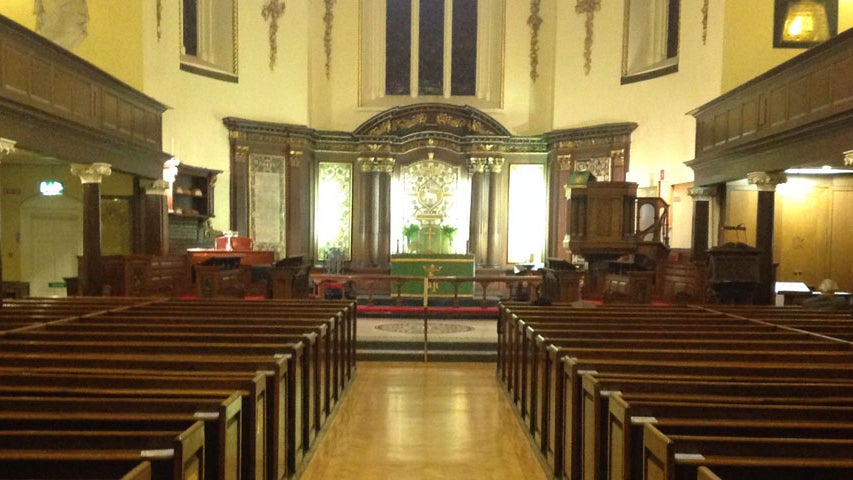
[781,0,831,44]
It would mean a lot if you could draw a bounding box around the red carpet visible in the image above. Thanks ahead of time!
[357,305,499,315]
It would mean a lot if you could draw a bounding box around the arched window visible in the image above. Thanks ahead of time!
[361,0,503,108]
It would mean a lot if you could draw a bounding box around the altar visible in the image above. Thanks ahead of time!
[390,254,475,297]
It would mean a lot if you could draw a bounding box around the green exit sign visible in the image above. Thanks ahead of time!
[48,282,66,288]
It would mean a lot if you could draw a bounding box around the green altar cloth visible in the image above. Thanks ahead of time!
[390,254,476,297]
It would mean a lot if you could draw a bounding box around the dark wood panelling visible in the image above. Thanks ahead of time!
[688,28,853,186]
[0,16,168,178]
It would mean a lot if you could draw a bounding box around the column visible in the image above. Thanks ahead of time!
[359,155,395,268]
[468,157,488,264]
[140,179,170,255]
[485,157,505,267]
[0,138,16,306]
[747,171,787,305]
[71,162,112,296]
[687,186,716,262]
[285,149,310,257]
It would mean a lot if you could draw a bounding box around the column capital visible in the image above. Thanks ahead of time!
[844,150,853,166]
[358,156,395,173]
[747,171,786,192]
[468,156,504,174]
[0,137,16,155]
[141,179,170,196]
[688,186,716,200]
[71,162,112,184]
[557,153,572,171]
[288,150,303,168]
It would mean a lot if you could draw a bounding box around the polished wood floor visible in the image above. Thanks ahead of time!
[299,362,548,480]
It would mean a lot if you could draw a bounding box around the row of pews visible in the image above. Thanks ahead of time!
[498,302,853,480]
[0,296,357,480]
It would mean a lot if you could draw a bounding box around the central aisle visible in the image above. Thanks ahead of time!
[299,362,548,480]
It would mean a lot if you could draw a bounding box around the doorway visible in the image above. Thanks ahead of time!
[20,195,83,297]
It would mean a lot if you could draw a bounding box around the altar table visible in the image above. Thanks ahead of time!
[390,254,475,297]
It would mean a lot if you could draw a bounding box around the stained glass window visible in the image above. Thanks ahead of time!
[316,162,353,260]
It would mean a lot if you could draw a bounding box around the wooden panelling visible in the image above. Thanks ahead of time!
[117,99,132,135]
[2,44,28,96]
[775,186,829,287]
[787,74,809,122]
[809,67,831,113]
[768,86,787,128]
[688,29,853,185]
[30,57,52,105]
[102,91,118,129]
[830,189,853,292]
[831,55,853,110]
[742,99,757,137]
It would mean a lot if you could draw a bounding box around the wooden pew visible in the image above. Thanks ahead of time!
[0,352,291,480]
[0,419,204,480]
[0,457,152,480]
[599,381,853,480]
[0,394,241,480]
[0,332,316,462]
[642,423,853,480]
[696,463,853,480]
[0,370,267,480]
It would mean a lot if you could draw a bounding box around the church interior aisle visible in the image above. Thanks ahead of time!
[297,362,547,480]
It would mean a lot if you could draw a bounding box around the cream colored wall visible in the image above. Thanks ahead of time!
[0,2,145,90]
[722,1,853,93]
[139,0,311,233]
[0,164,134,281]
[552,0,725,192]
[308,0,540,135]
[2,1,35,28]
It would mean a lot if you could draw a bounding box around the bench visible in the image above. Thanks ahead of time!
[0,370,267,480]
[0,394,239,480]
[643,423,853,480]
[0,418,204,480]
[596,379,853,480]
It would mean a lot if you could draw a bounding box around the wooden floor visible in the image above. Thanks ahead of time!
[299,362,548,480]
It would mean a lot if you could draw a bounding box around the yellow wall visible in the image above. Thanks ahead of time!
[722,0,853,93]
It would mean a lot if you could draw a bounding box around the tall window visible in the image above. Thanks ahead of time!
[315,163,353,261]
[181,0,238,81]
[507,164,545,264]
[622,0,680,83]
[362,0,503,108]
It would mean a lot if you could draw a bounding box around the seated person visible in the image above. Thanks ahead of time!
[802,279,850,311]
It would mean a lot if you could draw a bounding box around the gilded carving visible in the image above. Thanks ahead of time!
[393,113,428,131]
[324,0,335,78]
[575,0,601,75]
[234,145,250,164]
[557,154,573,171]
[359,156,395,174]
[844,150,853,166]
[436,113,467,129]
[288,150,303,167]
[262,0,287,70]
[403,156,458,222]
[573,156,610,181]
[611,148,625,167]
[157,0,163,41]
[702,0,709,45]
[367,120,392,136]
[528,0,542,81]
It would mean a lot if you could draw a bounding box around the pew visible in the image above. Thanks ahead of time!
[0,352,292,480]
[499,307,849,478]
[0,420,204,480]
[0,457,152,480]
[642,423,853,480]
[598,382,853,480]
[0,394,241,480]
[0,370,267,480]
